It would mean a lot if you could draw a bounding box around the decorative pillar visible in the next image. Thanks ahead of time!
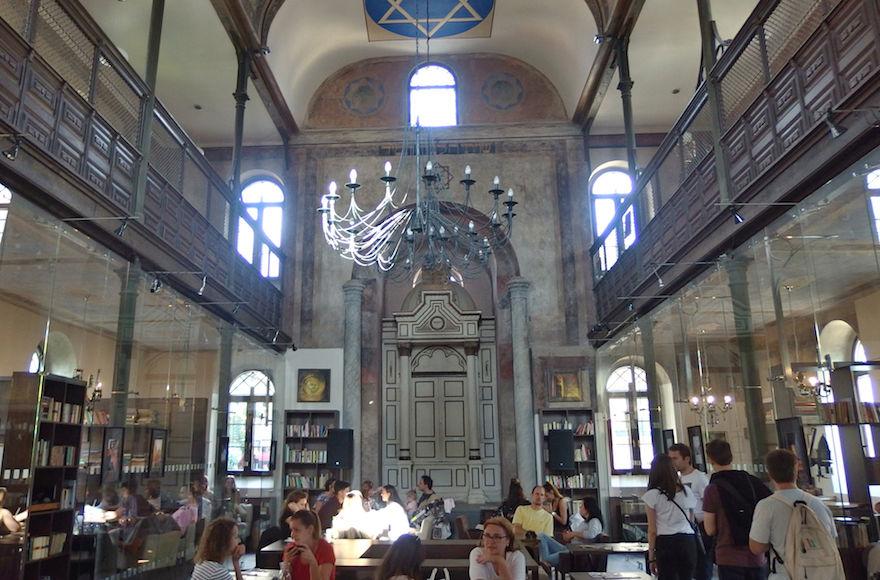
[465,343,486,504]
[343,280,366,484]
[508,278,537,490]
[110,258,141,427]
[637,318,664,458]
[397,344,413,489]
[212,323,234,498]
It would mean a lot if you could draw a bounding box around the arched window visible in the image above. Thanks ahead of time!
[409,64,457,127]
[590,167,634,270]
[0,183,11,246]
[606,364,654,473]
[238,179,284,279]
[227,370,275,474]
[28,349,42,373]
[854,339,875,457]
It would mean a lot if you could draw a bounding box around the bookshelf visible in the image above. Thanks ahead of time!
[282,411,338,494]
[539,408,599,499]
[1,373,85,580]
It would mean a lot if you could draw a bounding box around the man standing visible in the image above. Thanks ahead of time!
[669,443,712,580]
[749,449,840,580]
[512,485,553,538]
[703,439,771,580]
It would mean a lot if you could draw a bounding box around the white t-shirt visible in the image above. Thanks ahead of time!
[679,469,709,523]
[568,513,603,543]
[641,487,696,536]
[190,560,232,580]
[748,489,838,580]
[468,547,526,580]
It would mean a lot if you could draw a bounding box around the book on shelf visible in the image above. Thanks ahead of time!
[40,397,81,423]
[859,402,880,424]
[285,472,331,490]
[573,444,593,462]
[546,472,597,490]
[817,401,855,424]
[286,422,333,438]
[542,420,594,436]
[284,448,327,463]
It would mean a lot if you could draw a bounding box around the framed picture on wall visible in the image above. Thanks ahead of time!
[662,429,675,453]
[298,369,331,402]
[545,367,590,408]
[686,425,707,473]
[101,427,125,484]
[776,416,814,486]
[148,429,167,477]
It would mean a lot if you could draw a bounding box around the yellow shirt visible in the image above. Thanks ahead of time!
[512,505,553,536]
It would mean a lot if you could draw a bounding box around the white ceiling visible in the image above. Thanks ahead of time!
[81,0,760,145]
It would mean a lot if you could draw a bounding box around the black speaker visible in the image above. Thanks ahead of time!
[326,428,354,469]
[547,429,575,472]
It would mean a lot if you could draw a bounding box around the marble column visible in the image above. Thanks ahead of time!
[508,278,537,490]
[397,344,413,489]
[110,258,141,427]
[465,343,486,503]
[343,280,365,484]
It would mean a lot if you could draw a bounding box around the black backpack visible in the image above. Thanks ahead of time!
[713,473,768,546]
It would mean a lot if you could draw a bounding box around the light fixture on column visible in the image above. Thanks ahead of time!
[689,393,733,426]
[794,371,831,401]
[0,133,21,161]
[823,108,846,139]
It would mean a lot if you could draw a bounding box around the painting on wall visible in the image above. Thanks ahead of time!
[298,369,331,403]
[687,425,707,473]
[101,427,125,484]
[148,429,167,478]
[546,368,588,408]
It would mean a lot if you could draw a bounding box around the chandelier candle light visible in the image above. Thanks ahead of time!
[317,129,517,278]
[689,393,734,426]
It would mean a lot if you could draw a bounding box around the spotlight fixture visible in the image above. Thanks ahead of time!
[1,136,21,161]
[231,303,241,314]
[149,277,162,294]
[730,205,745,224]
[651,267,664,289]
[272,329,280,344]
[823,108,846,139]
[197,275,207,296]
[114,218,129,237]
[594,34,607,44]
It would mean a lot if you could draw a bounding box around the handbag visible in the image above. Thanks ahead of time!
[670,494,706,557]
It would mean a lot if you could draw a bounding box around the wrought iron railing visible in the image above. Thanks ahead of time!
[0,0,284,327]
[590,0,843,281]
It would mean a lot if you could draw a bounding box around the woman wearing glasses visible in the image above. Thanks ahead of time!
[469,517,526,580]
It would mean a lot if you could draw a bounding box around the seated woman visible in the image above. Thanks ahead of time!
[0,488,25,534]
[283,510,336,580]
[539,497,605,566]
[191,517,245,580]
[259,490,310,549]
[171,484,200,536]
[542,482,569,536]
[497,479,529,521]
[374,535,424,580]
[469,516,526,580]
[376,485,411,541]
[331,490,372,539]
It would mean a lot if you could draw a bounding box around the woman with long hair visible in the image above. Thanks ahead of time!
[542,481,568,532]
[313,478,336,513]
[643,454,697,580]
[191,517,245,580]
[258,489,311,549]
[377,485,411,540]
[283,509,336,580]
[469,516,526,580]
[497,479,529,521]
[565,496,603,542]
[374,534,424,580]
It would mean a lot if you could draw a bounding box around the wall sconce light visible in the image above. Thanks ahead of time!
[690,393,733,426]
[794,371,831,401]
[1,136,21,161]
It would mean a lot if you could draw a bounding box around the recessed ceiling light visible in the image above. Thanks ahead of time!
[193,104,203,110]
[671,88,681,95]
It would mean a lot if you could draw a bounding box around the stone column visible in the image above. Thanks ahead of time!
[110,258,141,427]
[397,344,413,489]
[343,280,365,484]
[465,343,486,503]
[213,323,234,497]
[508,278,537,490]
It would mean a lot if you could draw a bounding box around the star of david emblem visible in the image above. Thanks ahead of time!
[364,0,494,39]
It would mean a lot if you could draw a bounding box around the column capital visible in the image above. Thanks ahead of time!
[464,343,479,357]
[507,277,531,297]
[343,279,366,300]
[398,343,412,357]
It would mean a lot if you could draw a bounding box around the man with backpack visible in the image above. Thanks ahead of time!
[748,448,843,580]
[703,439,772,579]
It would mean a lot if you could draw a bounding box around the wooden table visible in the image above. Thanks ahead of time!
[258,538,540,580]
[569,573,651,580]
[567,542,650,555]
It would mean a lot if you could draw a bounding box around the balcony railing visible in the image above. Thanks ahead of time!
[590,0,848,283]
[0,0,283,327]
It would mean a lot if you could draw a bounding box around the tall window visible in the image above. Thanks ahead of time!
[590,168,634,270]
[606,364,654,473]
[409,64,457,127]
[238,179,284,279]
[855,339,875,457]
[227,371,275,474]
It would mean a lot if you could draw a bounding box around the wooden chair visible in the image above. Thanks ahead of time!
[453,515,482,540]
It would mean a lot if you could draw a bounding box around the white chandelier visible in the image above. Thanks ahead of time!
[689,393,734,426]
[317,125,517,278]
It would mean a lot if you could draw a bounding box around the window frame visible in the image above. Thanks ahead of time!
[408,62,459,128]
[589,166,633,242]
[606,364,654,475]
[226,370,276,476]
[238,177,285,280]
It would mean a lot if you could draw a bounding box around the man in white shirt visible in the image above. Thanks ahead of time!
[669,443,711,580]
[749,448,837,580]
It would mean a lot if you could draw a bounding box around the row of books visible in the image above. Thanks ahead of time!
[817,401,855,424]
[285,472,332,490]
[60,483,76,510]
[859,402,880,424]
[546,473,598,489]
[29,533,66,561]
[542,421,595,436]
[35,440,76,467]
[835,519,870,548]
[284,448,327,464]
[40,397,82,424]
[124,453,148,472]
[286,423,333,438]
[574,444,593,462]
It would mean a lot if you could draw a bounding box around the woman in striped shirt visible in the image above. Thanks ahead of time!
[191,517,245,580]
